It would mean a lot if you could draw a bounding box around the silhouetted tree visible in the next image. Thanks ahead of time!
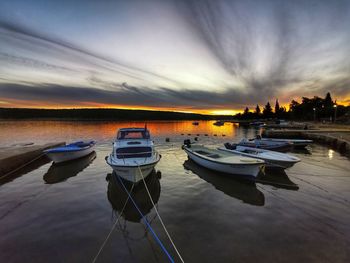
[255,104,261,118]
[275,99,280,113]
[263,102,273,118]
[324,92,333,108]
[244,107,250,115]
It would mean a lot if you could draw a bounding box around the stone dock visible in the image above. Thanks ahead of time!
[0,142,65,180]
[262,128,350,157]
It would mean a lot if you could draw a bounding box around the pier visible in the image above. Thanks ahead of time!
[0,142,65,179]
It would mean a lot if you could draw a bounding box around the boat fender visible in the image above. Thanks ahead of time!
[106,173,111,182]
[156,170,162,179]
[165,138,170,142]
[194,137,198,141]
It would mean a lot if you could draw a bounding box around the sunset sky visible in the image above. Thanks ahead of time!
[0,0,350,114]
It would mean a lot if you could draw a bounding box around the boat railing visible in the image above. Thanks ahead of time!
[115,150,157,160]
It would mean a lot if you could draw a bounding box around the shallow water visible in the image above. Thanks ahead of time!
[0,120,350,263]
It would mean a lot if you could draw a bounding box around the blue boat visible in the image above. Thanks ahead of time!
[44,141,96,163]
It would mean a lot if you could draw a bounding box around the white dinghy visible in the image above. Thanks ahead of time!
[256,135,313,149]
[106,127,161,183]
[44,141,96,163]
[219,144,300,169]
[182,140,264,179]
[235,138,293,152]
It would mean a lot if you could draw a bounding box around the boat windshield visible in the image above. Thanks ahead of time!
[116,147,152,159]
[117,130,150,140]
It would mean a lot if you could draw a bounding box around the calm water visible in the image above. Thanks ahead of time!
[1,120,350,263]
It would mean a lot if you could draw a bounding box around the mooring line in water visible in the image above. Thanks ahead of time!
[0,153,45,181]
[116,173,175,263]
[255,178,299,189]
[137,165,185,263]
[92,181,135,263]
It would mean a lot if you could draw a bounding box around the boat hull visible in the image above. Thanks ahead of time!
[260,138,312,149]
[185,149,262,178]
[219,149,299,169]
[238,142,292,152]
[106,156,160,183]
[46,146,95,163]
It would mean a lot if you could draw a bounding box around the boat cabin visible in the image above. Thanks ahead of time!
[115,128,153,159]
[117,128,150,140]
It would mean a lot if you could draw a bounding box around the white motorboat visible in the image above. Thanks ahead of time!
[44,141,96,163]
[235,138,293,152]
[106,127,161,183]
[219,144,300,169]
[182,140,264,178]
[256,135,313,149]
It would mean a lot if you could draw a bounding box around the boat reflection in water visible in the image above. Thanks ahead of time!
[43,152,96,184]
[106,169,161,223]
[257,168,299,190]
[183,159,265,206]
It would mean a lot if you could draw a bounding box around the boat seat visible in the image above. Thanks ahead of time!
[195,150,211,156]
[208,154,221,159]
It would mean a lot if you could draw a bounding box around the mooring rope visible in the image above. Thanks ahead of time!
[137,165,185,263]
[0,153,46,181]
[115,173,175,263]
[92,181,135,263]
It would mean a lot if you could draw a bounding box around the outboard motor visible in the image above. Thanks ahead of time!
[183,139,192,148]
[224,142,236,150]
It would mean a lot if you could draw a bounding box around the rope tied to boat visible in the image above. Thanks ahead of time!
[115,173,175,263]
[91,180,135,263]
[136,164,185,263]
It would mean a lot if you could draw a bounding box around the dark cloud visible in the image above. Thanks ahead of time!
[0,82,269,109]
[1,1,350,110]
[177,0,350,100]
[0,21,181,86]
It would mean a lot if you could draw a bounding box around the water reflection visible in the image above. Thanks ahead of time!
[0,156,51,185]
[106,170,161,222]
[43,152,96,184]
[290,148,312,155]
[0,121,243,146]
[257,169,299,190]
[183,159,265,206]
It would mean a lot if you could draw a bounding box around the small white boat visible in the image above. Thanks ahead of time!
[256,135,313,149]
[235,138,292,152]
[44,141,96,163]
[219,144,300,169]
[44,152,96,183]
[182,140,264,178]
[106,127,161,183]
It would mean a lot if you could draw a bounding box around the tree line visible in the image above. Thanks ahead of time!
[0,108,228,120]
[235,92,349,121]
